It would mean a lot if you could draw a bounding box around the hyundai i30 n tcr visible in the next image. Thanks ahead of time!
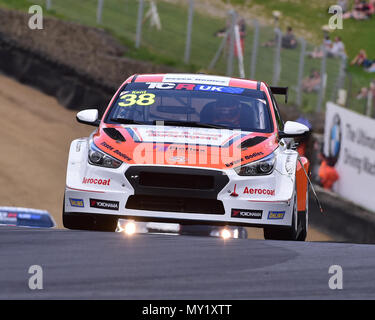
[63,73,310,240]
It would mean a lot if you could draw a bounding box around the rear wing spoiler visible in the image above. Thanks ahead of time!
[270,86,288,103]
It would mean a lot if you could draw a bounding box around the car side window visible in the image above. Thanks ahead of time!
[269,91,284,131]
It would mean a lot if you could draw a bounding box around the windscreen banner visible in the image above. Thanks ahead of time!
[324,102,375,213]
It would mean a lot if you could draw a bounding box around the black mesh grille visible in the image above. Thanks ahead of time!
[126,195,225,214]
[139,172,214,189]
[125,166,229,200]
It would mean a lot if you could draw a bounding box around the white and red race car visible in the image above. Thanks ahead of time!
[63,73,310,240]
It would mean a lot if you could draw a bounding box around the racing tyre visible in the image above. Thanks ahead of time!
[263,192,299,241]
[296,186,309,241]
[237,227,248,239]
[63,197,118,232]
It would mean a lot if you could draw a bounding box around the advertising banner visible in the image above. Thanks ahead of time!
[324,102,375,212]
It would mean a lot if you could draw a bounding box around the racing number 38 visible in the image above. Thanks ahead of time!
[118,93,156,107]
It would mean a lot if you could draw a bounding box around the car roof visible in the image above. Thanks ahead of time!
[125,73,269,92]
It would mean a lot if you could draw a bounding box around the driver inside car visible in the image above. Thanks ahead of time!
[211,96,241,127]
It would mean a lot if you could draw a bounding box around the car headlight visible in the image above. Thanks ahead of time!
[88,142,122,169]
[234,153,276,176]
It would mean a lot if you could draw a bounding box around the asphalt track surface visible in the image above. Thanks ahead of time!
[1,227,375,300]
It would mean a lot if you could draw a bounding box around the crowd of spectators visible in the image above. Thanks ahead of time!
[309,36,346,59]
[351,49,375,72]
[261,26,298,49]
[309,0,375,61]
[356,79,375,100]
[356,80,375,120]
[342,0,375,20]
[342,0,375,75]
[302,69,322,93]
[281,26,297,49]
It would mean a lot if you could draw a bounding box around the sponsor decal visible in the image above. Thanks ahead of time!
[268,211,285,220]
[18,213,31,219]
[169,156,186,163]
[82,177,111,186]
[18,213,41,220]
[146,82,175,90]
[329,107,375,177]
[100,141,132,161]
[244,151,264,160]
[128,126,245,149]
[146,82,244,94]
[230,184,239,197]
[163,74,230,86]
[113,149,132,161]
[328,113,342,166]
[90,199,119,211]
[194,85,244,94]
[243,187,275,196]
[146,129,222,141]
[132,127,232,146]
[153,144,170,152]
[100,141,115,151]
[224,151,264,168]
[231,209,263,219]
[69,198,84,208]
[129,90,147,94]
[0,212,17,223]
[324,102,375,213]
[118,92,156,107]
[167,145,206,153]
[336,123,375,176]
[175,83,196,90]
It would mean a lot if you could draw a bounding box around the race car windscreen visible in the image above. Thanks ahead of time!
[105,82,273,132]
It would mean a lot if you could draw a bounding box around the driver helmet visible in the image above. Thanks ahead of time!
[213,96,241,123]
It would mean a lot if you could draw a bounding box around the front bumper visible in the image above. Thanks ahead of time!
[65,162,296,228]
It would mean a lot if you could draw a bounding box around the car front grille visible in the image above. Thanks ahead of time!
[138,171,214,189]
[126,195,225,214]
[125,166,229,200]
[124,166,229,214]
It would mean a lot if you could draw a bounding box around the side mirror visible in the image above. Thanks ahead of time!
[76,109,100,127]
[279,121,309,138]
